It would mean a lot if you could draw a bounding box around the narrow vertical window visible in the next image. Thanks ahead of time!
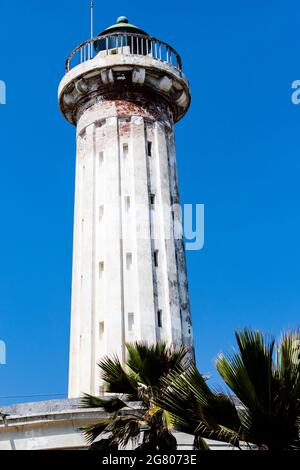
[99,321,104,339]
[150,194,155,207]
[125,196,131,212]
[123,144,129,158]
[99,205,104,221]
[128,313,134,332]
[99,261,104,278]
[154,250,159,267]
[157,310,162,328]
[126,253,133,270]
[147,141,152,156]
[99,151,104,166]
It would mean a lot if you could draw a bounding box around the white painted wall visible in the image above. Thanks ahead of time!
[68,98,194,397]
[59,50,194,398]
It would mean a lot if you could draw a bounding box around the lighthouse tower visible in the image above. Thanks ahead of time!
[58,17,194,398]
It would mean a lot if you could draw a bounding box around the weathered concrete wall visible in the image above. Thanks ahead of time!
[0,400,232,450]
[58,51,194,399]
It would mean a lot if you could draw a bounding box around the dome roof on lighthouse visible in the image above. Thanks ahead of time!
[97,16,149,37]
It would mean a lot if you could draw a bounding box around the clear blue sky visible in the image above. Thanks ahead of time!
[0,0,299,405]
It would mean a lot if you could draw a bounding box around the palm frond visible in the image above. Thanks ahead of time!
[193,435,210,450]
[98,354,138,400]
[89,437,118,451]
[217,328,300,450]
[278,330,300,392]
[81,419,112,444]
[157,366,241,444]
[236,328,275,409]
[106,414,142,448]
[125,342,190,386]
[216,328,275,411]
[80,393,127,412]
[156,427,177,451]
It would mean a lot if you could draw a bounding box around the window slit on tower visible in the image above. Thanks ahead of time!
[157,310,162,328]
[128,313,134,332]
[126,253,133,270]
[99,205,104,221]
[99,261,104,278]
[125,196,131,212]
[150,193,155,207]
[154,250,159,267]
[147,141,152,156]
[123,143,129,158]
[99,321,104,340]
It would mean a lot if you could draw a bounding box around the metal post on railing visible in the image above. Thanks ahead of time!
[90,1,94,59]
[178,56,182,72]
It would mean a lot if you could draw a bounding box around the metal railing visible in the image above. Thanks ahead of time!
[65,32,182,73]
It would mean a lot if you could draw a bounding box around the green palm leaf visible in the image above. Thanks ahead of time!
[81,418,112,444]
[157,366,240,446]
[80,341,191,449]
[98,355,138,400]
[157,328,300,450]
[80,393,127,412]
[125,342,190,386]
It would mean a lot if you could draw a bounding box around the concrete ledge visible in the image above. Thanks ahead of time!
[58,53,191,125]
[0,399,234,450]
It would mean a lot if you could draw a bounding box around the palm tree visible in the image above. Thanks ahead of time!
[156,328,300,450]
[80,342,191,450]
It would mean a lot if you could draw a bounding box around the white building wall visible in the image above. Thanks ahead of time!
[68,98,193,398]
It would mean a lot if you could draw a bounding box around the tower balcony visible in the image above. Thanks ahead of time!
[65,32,182,74]
[59,19,191,126]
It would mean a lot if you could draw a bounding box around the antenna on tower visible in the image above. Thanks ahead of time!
[90,0,94,58]
[90,0,94,39]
